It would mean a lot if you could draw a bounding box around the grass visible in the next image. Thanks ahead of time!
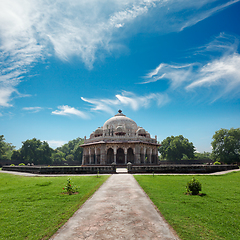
[135,172,240,240]
[0,173,109,240]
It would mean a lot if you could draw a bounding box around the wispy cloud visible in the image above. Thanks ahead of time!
[180,0,240,31]
[81,91,169,114]
[143,34,240,100]
[1,0,239,107]
[22,107,43,113]
[52,105,89,119]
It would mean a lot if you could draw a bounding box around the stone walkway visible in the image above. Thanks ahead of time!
[50,174,179,240]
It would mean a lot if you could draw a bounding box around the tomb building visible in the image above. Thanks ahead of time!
[81,110,160,165]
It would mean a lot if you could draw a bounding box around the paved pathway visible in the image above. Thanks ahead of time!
[50,174,179,240]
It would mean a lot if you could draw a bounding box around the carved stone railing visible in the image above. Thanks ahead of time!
[2,165,116,174]
[127,164,239,174]
[84,135,157,144]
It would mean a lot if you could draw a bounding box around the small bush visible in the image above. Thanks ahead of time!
[10,164,15,166]
[214,161,221,165]
[18,163,25,166]
[186,177,202,195]
[63,178,78,195]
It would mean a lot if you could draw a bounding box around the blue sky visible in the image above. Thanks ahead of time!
[1,0,240,152]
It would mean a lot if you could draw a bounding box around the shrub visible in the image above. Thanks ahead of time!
[10,164,15,166]
[18,163,25,166]
[214,161,221,165]
[63,178,78,195]
[186,177,202,195]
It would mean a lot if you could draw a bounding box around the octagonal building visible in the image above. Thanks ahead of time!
[81,110,160,165]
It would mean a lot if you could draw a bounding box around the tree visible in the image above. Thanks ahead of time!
[20,138,53,165]
[56,137,84,164]
[159,135,195,161]
[51,150,66,165]
[11,150,22,162]
[0,135,15,161]
[211,128,240,164]
[194,151,212,159]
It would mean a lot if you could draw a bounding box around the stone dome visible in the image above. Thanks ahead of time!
[103,110,138,131]
[95,127,103,135]
[137,127,146,135]
[94,127,103,137]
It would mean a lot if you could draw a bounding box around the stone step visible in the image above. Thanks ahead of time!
[116,168,128,174]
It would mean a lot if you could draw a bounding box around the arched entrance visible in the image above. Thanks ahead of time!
[146,148,150,164]
[116,148,125,164]
[127,148,134,163]
[107,148,114,164]
[96,148,100,164]
[90,148,95,164]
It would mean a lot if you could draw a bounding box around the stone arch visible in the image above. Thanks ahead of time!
[107,148,114,164]
[127,147,134,163]
[116,148,125,164]
[152,147,157,164]
[146,148,151,164]
[90,148,95,164]
[84,148,89,165]
[96,148,100,164]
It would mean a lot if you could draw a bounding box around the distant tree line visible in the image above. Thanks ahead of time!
[158,128,240,164]
[1,127,240,166]
[0,136,84,166]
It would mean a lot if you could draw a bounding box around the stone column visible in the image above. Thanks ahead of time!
[135,145,140,164]
[114,147,117,164]
[100,146,105,165]
[144,147,147,165]
[149,148,153,164]
[82,149,85,165]
[94,148,97,165]
[89,148,93,164]
[124,148,127,164]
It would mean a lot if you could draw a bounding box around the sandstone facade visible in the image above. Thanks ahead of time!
[81,110,160,165]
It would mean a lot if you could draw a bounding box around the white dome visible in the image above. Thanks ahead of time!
[103,110,138,131]
[116,125,125,133]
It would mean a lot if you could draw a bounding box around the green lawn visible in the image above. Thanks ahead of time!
[135,172,240,240]
[0,173,109,240]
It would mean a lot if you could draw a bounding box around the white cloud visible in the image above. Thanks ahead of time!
[22,107,43,113]
[0,87,16,107]
[143,34,240,100]
[186,54,240,92]
[1,0,239,107]
[52,105,89,119]
[81,91,169,114]
[44,140,67,149]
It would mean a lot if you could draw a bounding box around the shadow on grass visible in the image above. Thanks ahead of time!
[184,192,207,197]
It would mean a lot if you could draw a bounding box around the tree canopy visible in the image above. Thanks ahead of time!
[194,151,212,159]
[1,136,84,166]
[0,135,15,161]
[211,128,240,164]
[54,137,84,165]
[159,135,195,161]
[21,138,53,165]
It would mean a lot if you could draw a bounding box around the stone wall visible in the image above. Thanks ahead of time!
[2,165,116,174]
[127,163,238,174]
[159,159,213,165]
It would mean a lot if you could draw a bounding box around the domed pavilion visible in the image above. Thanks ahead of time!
[81,110,160,165]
